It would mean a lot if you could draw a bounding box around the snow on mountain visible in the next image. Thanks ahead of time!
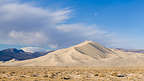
[21,47,47,53]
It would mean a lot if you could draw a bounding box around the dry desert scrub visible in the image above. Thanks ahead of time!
[0,66,144,81]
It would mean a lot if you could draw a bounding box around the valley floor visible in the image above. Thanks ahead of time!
[0,67,144,81]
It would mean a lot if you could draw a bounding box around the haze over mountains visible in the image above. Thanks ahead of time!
[1,41,144,67]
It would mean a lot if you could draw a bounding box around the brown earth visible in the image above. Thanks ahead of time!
[0,67,144,81]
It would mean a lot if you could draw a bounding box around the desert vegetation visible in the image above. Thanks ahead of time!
[0,67,144,81]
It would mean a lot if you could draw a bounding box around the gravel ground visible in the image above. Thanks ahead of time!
[0,67,144,81]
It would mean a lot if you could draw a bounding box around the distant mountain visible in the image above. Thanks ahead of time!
[0,48,50,61]
[116,48,144,53]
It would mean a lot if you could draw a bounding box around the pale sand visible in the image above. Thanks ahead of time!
[1,41,144,67]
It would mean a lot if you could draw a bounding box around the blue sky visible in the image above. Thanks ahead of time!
[0,0,144,50]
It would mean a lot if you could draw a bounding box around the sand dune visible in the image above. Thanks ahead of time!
[1,41,144,67]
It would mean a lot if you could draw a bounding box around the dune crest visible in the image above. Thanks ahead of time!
[72,40,114,58]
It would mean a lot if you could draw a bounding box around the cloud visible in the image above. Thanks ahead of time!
[0,2,71,48]
[0,1,117,49]
[9,31,48,45]
[0,0,18,4]
[56,24,114,47]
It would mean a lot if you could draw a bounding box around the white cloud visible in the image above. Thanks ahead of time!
[56,24,114,48]
[0,2,71,48]
[0,1,119,49]
[9,31,48,45]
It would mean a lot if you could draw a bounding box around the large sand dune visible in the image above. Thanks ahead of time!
[1,41,144,67]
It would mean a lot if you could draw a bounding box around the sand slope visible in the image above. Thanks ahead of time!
[1,41,144,67]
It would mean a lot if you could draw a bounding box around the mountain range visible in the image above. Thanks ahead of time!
[116,48,144,53]
[0,48,50,61]
[1,41,144,67]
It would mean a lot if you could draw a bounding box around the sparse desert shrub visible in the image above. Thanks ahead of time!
[61,76,71,80]
[94,73,99,76]
[117,74,126,77]
[43,74,49,78]
[9,72,16,76]
[31,74,39,77]
[99,73,106,77]
[20,75,29,78]
[2,71,6,74]
[111,72,118,76]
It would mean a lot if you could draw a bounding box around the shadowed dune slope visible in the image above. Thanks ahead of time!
[73,41,114,59]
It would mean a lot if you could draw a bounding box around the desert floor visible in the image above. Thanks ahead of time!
[0,67,144,81]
